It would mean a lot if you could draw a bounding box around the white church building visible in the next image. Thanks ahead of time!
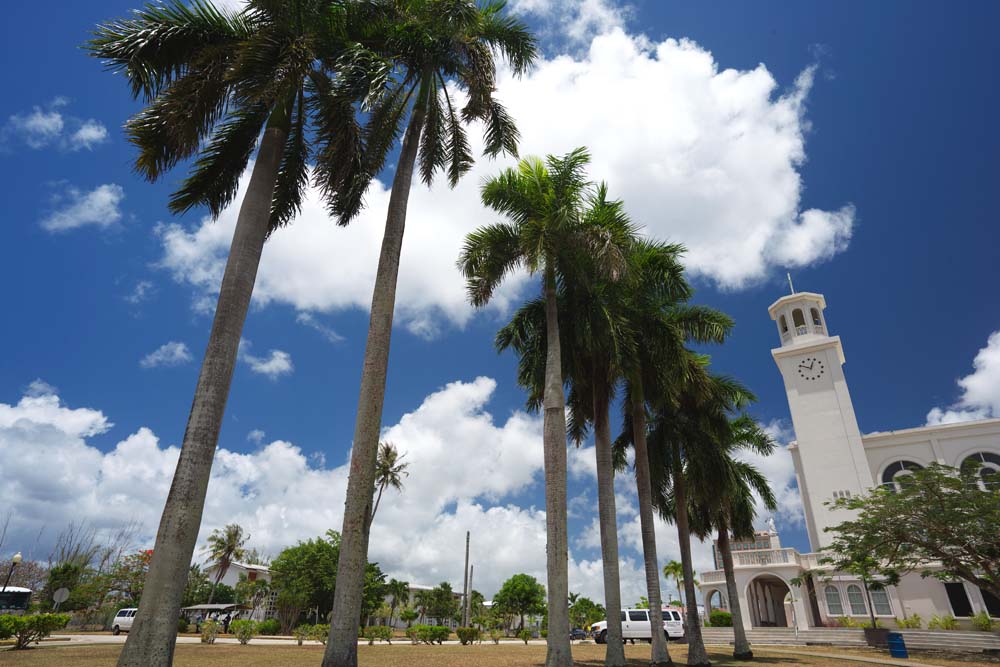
[698,290,1000,630]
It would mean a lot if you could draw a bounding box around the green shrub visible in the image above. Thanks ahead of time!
[293,624,312,645]
[708,610,733,627]
[518,628,532,644]
[0,614,71,650]
[928,614,959,630]
[489,628,503,644]
[456,626,480,645]
[364,625,393,645]
[834,616,861,628]
[256,618,281,635]
[405,624,450,645]
[177,617,189,634]
[310,623,330,645]
[200,619,219,644]
[971,611,995,632]
[230,619,257,645]
[897,614,922,629]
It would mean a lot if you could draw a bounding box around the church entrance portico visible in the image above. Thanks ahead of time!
[746,574,793,627]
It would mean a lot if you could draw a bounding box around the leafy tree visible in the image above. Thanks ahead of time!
[107,551,154,606]
[634,596,649,609]
[568,596,605,630]
[399,605,419,628]
[234,575,272,620]
[270,533,340,616]
[385,578,410,625]
[470,148,630,666]
[0,613,71,650]
[204,524,249,603]
[416,582,460,625]
[360,563,388,624]
[493,574,546,632]
[328,5,537,665]
[824,463,1000,601]
[87,3,386,663]
[181,565,212,607]
[369,442,409,526]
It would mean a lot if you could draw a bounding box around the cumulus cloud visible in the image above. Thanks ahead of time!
[40,183,124,232]
[510,0,629,46]
[238,341,294,380]
[296,312,344,344]
[747,420,803,527]
[124,280,155,305]
[926,330,1000,425]
[3,99,108,151]
[158,30,852,337]
[140,342,193,369]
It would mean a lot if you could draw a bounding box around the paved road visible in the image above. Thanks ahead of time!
[44,634,558,647]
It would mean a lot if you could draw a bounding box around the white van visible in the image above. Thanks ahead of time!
[111,608,138,635]
[592,608,684,643]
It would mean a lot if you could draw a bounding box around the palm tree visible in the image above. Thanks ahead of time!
[385,578,410,626]
[663,561,685,606]
[650,368,754,667]
[87,4,380,664]
[689,415,777,661]
[459,147,598,667]
[369,442,409,526]
[326,6,536,665]
[205,524,249,604]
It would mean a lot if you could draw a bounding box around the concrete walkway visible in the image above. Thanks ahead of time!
[754,647,948,667]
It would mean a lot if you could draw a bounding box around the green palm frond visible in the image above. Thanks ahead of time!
[419,83,448,186]
[269,91,309,231]
[482,98,519,158]
[457,222,523,307]
[440,81,474,186]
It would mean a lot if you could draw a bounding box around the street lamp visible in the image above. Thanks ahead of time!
[2,552,22,592]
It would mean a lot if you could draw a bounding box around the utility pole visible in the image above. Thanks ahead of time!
[465,565,474,627]
[462,531,470,626]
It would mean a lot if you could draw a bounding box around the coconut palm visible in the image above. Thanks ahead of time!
[460,147,604,667]
[326,5,536,665]
[385,578,410,625]
[369,442,409,526]
[205,524,249,604]
[688,415,777,661]
[663,561,685,606]
[649,368,754,667]
[87,3,382,664]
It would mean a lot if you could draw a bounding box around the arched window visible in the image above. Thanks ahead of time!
[792,309,806,327]
[871,588,892,616]
[824,586,843,615]
[961,452,1000,490]
[880,460,923,492]
[779,315,789,333]
[810,307,822,326]
[847,585,867,615]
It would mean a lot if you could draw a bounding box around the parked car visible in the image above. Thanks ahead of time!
[111,608,138,635]
[592,608,684,644]
[569,627,588,641]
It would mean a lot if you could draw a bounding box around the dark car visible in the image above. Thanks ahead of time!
[569,628,588,641]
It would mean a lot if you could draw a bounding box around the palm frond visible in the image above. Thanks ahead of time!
[269,90,309,231]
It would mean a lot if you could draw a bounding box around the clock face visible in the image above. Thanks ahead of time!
[796,356,826,381]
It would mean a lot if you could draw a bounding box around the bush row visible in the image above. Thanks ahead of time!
[0,613,71,650]
[405,624,451,644]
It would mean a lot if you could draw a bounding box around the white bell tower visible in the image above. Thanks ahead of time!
[769,291,874,551]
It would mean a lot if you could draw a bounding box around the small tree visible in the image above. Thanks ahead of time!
[493,574,546,631]
[0,613,70,650]
[825,463,1000,600]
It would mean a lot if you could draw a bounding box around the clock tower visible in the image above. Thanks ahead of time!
[769,291,874,551]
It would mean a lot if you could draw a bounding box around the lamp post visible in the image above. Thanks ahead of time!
[2,552,22,592]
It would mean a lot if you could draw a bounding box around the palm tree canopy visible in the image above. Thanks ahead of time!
[88,0,389,229]
[205,523,249,571]
[375,441,409,492]
[324,0,538,223]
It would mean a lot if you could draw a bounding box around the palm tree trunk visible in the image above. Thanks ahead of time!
[594,372,627,667]
[370,483,386,526]
[631,390,672,666]
[116,109,289,667]
[672,447,710,667]
[542,264,573,667]
[717,524,752,660]
[323,96,427,667]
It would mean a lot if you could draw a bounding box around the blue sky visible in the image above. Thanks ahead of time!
[1,0,998,604]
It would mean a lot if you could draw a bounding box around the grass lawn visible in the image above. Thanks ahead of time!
[4,643,995,667]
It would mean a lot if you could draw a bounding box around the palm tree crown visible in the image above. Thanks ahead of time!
[205,523,249,603]
[370,441,409,523]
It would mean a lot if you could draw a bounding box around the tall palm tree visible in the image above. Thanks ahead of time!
[649,368,754,667]
[688,415,777,661]
[613,242,732,667]
[460,147,600,667]
[205,524,249,604]
[326,5,536,665]
[369,441,409,526]
[87,3,380,664]
[385,578,410,626]
[663,561,685,605]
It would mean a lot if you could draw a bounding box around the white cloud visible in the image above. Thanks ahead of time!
[510,0,628,46]
[3,99,108,151]
[140,341,193,369]
[296,312,344,343]
[158,30,852,337]
[40,183,124,232]
[238,341,294,380]
[124,280,155,305]
[926,330,1000,425]
[247,429,266,444]
[745,420,803,527]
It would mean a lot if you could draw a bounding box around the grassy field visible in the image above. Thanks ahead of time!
[3,643,996,667]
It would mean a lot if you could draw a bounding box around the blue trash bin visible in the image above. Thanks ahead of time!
[887,632,908,659]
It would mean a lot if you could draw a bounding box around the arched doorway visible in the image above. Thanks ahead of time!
[746,575,792,627]
[704,588,729,615]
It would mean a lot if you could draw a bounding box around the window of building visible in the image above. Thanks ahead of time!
[981,588,1000,617]
[847,585,867,615]
[792,309,806,328]
[880,460,923,492]
[944,582,974,617]
[779,315,788,333]
[871,588,892,616]
[810,308,822,326]
[961,452,1000,490]
[824,586,843,615]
